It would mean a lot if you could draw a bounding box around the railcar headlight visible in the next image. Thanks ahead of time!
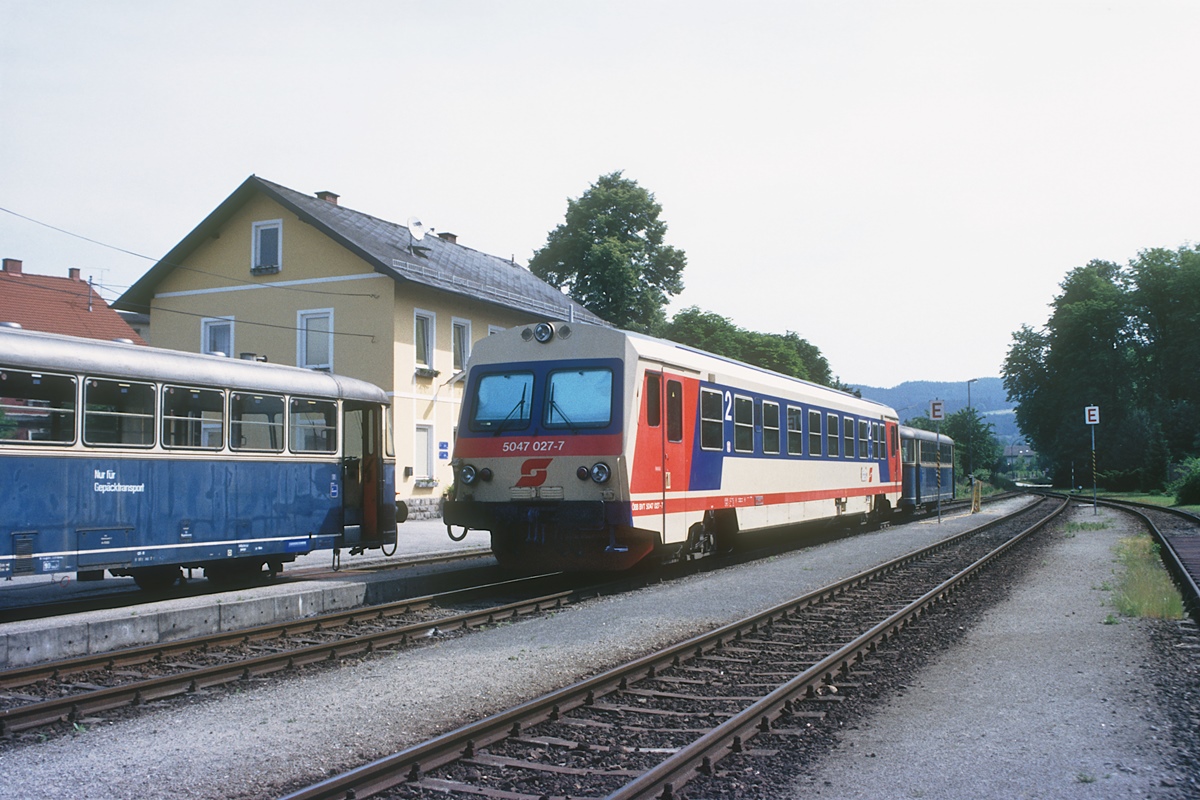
[460,464,478,485]
[576,466,590,481]
[479,467,493,482]
[533,322,555,343]
[590,462,611,484]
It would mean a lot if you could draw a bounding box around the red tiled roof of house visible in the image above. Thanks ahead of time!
[0,260,147,344]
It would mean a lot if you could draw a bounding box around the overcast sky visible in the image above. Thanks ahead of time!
[2,1,1197,388]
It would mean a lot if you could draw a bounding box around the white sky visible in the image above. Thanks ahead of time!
[2,1,1198,388]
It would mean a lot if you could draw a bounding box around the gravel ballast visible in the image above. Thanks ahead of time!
[0,497,1194,799]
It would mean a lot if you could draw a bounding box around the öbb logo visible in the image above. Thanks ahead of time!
[515,457,553,488]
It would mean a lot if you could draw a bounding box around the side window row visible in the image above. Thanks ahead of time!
[690,386,887,459]
[0,367,337,453]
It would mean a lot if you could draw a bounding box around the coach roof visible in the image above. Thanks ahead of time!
[0,327,389,404]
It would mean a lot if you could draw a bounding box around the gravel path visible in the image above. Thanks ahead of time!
[789,503,1191,799]
[0,497,1194,799]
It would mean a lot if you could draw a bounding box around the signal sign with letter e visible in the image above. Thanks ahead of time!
[1085,406,1100,425]
[930,400,944,421]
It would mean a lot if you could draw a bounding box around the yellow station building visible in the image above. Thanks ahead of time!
[118,175,604,519]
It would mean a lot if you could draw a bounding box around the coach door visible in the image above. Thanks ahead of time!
[642,369,690,545]
[341,401,389,547]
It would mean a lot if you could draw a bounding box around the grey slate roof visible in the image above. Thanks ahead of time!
[118,175,607,326]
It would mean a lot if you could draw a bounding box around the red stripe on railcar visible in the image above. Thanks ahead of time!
[629,482,904,517]
[455,433,624,459]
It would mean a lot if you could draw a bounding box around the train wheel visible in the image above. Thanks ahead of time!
[131,566,182,591]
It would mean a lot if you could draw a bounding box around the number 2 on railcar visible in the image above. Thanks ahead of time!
[0,327,397,590]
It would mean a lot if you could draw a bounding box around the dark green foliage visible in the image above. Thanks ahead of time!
[662,306,834,387]
[1176,466,1200,506]
[1003,246,1200,490]
[529,172,685,334]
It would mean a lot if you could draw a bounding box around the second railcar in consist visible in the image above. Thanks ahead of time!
[898,424,955,512]
[0,327,397,589]
[445,322,903,571]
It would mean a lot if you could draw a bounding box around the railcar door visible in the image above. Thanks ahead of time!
[341,401,394,547]
[634,368,690,546]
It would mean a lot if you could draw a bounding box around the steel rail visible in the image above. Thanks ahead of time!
[279,496,1060,800]
[1088,496,1200,625]
[0,585,572,735]
[0,570,551,691]
[612,495,1068,800]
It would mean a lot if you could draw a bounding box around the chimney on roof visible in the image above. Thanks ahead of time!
[436,232,458,244]
[69,267,81,281]
[316,190,340,206]
[2,258,22,275]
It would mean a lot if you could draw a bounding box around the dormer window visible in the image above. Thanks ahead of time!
[252,220,282,274]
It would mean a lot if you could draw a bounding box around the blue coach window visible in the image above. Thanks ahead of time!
[231,392,285,452]
[290,397,337,453]
[471,371,534,431]
[0,369,76,444]
[545,368,613,429]
[83,378,155,447]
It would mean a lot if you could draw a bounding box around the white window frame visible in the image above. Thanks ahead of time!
[252,219,283,273]
[414,424,434,479]
[415,309,435,369]
[488,324,506,336]
[201,316,234,357]
[452,318,472,371]
[297,308,334,371]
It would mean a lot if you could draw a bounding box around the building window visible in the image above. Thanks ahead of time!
[298,309,333,370]
[415,310,435,369]
[452,319,471,371]
[252,220,282,274]
[201,317,233,357]
[414,424,434,479]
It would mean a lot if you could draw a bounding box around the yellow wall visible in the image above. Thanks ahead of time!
[149,194,395,390]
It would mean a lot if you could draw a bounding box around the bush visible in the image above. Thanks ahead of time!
[1177,466,1200,506]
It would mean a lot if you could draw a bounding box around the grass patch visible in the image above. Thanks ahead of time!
[1063,521,1110,534]
[1111,535,1185,620]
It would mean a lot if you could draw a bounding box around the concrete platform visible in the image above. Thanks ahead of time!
[0,519,494,670]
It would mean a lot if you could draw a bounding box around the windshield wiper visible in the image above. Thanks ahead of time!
[548,383,579,434]
[493,384,528,436]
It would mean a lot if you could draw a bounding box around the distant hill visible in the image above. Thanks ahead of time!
[855,377,1022,442]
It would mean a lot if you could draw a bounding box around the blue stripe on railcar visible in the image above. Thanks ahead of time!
[0,454,344,577]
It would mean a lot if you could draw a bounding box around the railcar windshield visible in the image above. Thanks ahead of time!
[471,371,534,432]
[544,368,613,429]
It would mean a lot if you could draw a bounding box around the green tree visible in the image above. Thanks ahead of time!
[661,306,835,387]
[1003,259,1170,490]
[529,172,686,333]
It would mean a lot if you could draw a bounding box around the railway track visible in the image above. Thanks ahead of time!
[0,547,495,625]
[1086,496,1200,624]
[0,572,575,739]
[279,496,1067,800]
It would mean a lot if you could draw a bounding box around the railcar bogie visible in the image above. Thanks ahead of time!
[0,328,398,589]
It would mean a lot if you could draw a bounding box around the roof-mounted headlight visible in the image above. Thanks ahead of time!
[533,322,555,343]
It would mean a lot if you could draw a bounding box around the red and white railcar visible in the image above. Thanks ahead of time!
[445,322,901,571]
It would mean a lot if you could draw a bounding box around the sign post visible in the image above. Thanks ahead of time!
[930,400,944,523]
[1085,405,1100,514]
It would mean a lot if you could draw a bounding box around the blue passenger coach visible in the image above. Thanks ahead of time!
[0,327,396,589]
[898,425,955,511]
